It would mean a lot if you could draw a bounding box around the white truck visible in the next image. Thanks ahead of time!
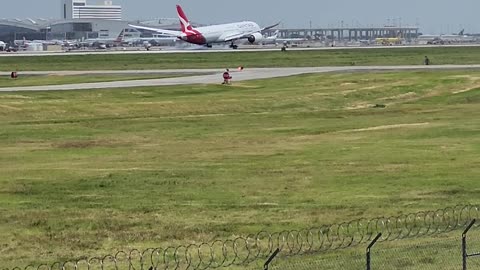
[0,41,6,51]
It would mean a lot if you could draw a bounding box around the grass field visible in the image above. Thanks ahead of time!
[0,74,194,87]
[1,46,480,71]
[0,70,479,267]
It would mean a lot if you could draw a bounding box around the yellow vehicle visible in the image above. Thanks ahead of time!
[375,37,403,46]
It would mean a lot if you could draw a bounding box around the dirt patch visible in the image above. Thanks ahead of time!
[360,86,380,90]
[448,75,480,80]
[0,95,32,99]
[229,83,260,88]
[448,75,473,79]
[341,89,359,95]
[380,92,418,101]
[256,202,280,206]
[345,103,372,110]
[0,104,21,111]
[134,101,175,105]
[289,123,430,142]
[339,122,430,133]
[53,140,118,149]
[131,91,152,95]
[453,86,480,94]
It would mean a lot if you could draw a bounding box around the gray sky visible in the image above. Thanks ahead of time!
[1,0,479,34]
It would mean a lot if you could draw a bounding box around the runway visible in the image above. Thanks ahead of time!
[1,65,480,92]
[1,44,480,57]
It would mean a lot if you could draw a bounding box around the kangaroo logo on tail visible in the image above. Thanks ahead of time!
[177,5,195,35]
[115,29,125,43]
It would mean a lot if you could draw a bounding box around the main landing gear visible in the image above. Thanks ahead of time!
[229,42,238,49]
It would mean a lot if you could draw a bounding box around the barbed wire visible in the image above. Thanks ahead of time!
[5,204,479,270]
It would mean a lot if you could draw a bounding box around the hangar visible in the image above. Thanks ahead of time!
[0,17,185,43]
[0,19,43,42]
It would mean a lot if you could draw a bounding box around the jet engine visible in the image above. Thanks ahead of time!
[248,33,264,44]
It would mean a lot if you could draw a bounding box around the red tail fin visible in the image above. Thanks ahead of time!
[115,29,124,43]
[176,5,193,33]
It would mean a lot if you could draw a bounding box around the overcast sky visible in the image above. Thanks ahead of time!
[0,0,478,34]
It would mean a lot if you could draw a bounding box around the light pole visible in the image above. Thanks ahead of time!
[45,26,51,41]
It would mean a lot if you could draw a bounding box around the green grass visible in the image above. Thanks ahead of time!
[0,73,196,87]
[1,46,480,71]
[0,70,479,267]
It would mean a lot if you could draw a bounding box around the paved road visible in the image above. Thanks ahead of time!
[0,69,219,76]
[1,65,480,92]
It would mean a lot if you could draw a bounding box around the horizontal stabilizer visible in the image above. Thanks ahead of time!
[128,24,182,38]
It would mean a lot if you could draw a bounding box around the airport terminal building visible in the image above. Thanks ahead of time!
[0,0,188,43]
[61,0,122,21]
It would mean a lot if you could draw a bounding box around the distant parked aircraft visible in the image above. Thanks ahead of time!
[129,5,279,49]
[0,41,6,51]
[417,29,475,44]
[256,30,310,46]
[123,33,178,47]
[83,29,125,47]
[277,35,309,46]
[243,30,279,45]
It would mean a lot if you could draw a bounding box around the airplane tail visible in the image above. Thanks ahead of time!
[273,30,280,38]
[177,5,194,34]
[115,29,125,43]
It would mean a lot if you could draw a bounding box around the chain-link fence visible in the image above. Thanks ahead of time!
[463,220,480,270]
[4,205,480,270]
[268,221,480,270]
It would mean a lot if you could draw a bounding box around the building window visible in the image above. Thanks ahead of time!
[73,23,92,32]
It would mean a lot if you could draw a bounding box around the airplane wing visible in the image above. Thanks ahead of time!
[221,22,280,42]
[260,22,280,32]
[128,24,182,38]
[222,32,251,42]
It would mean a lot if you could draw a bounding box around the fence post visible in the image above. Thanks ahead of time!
[263,248,280,270]
[462,219,476,270]
[366,233,382,270]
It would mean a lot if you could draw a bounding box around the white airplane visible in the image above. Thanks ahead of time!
[417,29,475,44]
[276,35,308,46]
[123,33,178,47]
[242,30,279,45]
[0,41,6,51]
[265,30,280,44]
[129,5,279,49]
[83,30,125,47]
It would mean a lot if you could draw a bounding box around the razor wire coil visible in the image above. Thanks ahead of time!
[6,204,479,270]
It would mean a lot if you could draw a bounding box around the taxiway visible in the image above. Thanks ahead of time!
[1,65,480,92]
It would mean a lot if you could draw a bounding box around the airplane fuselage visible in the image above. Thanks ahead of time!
[180,21,261,45]
[129,5,278,48]
[418,34,474,43]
